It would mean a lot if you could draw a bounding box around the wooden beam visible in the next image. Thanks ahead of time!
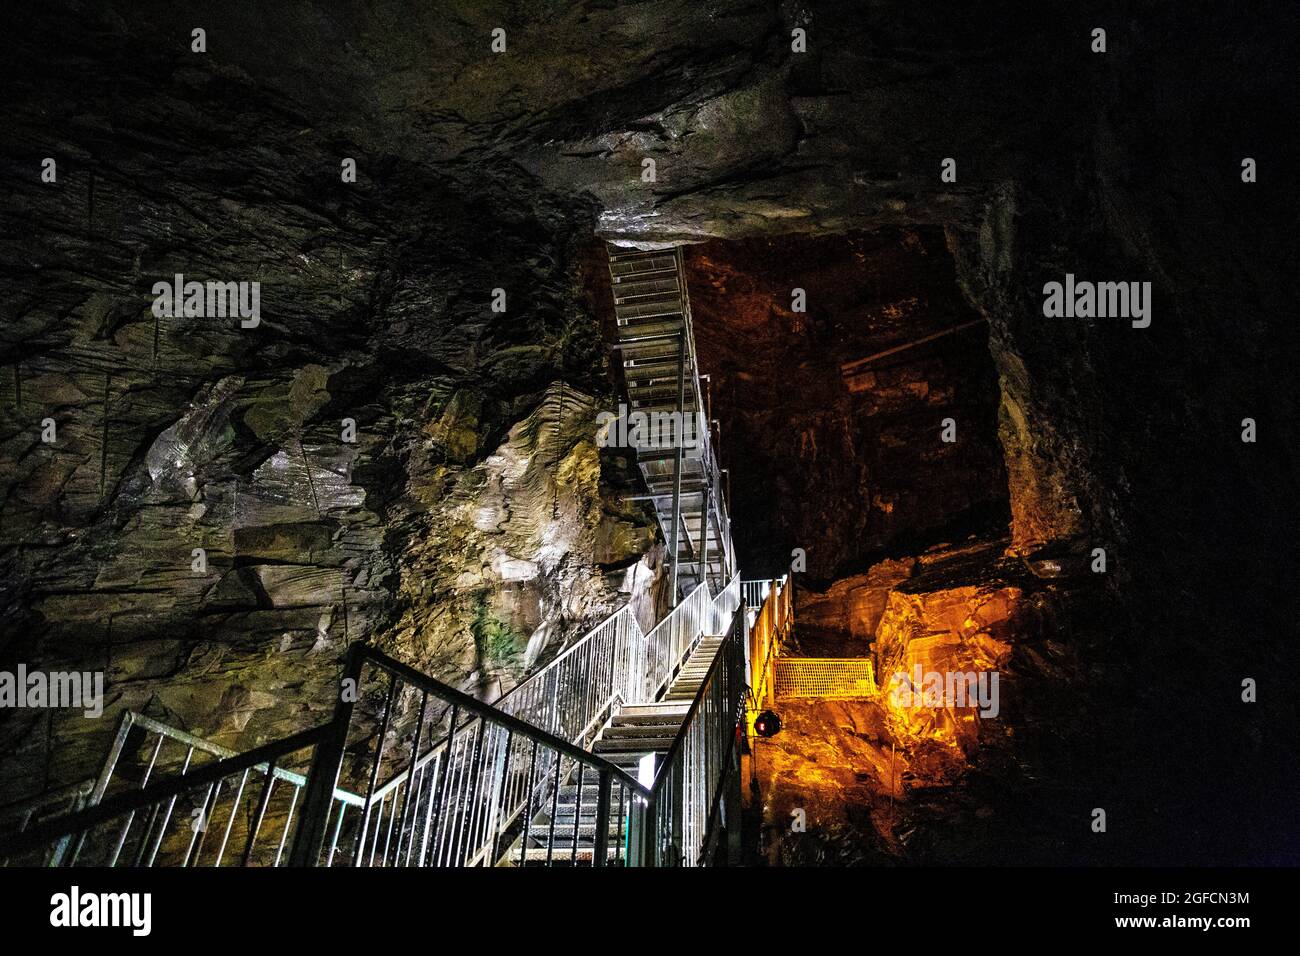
[840,318,987,381]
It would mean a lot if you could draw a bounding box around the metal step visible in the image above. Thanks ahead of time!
[517,847,621,864]
[613,703,690,719]
[600,725,683,741]
[609,255,677,277]
[593,737,676,754]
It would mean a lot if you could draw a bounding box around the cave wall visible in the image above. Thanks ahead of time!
[0,9,665,805]
[685,231,1008,579]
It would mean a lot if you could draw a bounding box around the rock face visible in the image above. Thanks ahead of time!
[683,231,1009,579]
[373,384,668,700]
[747,699,899,867]
[0,8,668,806]
[873,574,1022,756]
[792,559,914,655]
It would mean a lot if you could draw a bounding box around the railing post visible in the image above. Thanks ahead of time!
[59,710,134,866]
[627,792,657,867]
[700,483,710,594]
[485,730,511,865]
[668,329,685,606]
[288,642,364,866]
[592,768,612,867]
[351,671,399,866]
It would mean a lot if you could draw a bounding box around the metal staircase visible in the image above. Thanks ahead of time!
[606,244,733,600]
[518,633,728,865]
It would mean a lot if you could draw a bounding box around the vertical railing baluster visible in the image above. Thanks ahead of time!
[453,720,486,866]
[351,671,398,867]
[273,784,299,867]
[109,730,164,868]
[437,730,466,866]
[417,750,441,866]
[545,754,562,866]
[570,762,585,865]
[593,768,611,868]
[145,745,194,867]
[240,762,277,866]
[213,768,249,867]
[326,801,347,867]
[519,738,540,867]
[395,690,428,865]
[401,766,423,866]
[485,729,512,865]
[429,708,460,866]
[369,793,388,867]
[184,779,222,867]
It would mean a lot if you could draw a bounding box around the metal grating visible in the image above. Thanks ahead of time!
[773,658,879,699]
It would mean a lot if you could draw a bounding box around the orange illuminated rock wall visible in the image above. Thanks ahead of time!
[873,581,1020,754]
[794,558,914,654]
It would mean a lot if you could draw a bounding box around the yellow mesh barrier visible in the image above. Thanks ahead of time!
[773,658,879,699]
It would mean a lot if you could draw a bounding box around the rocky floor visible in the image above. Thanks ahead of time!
[746,694,1100,866]
[749,539,1104,866]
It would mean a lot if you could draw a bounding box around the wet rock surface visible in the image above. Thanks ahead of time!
[0,9,667,804]
[791,558,914,656]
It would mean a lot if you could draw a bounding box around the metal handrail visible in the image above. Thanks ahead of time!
[365,603,635,806]
[9,570,748,868]
[122,711,362,799]
[650,615,737,791]
[355,648,647,797]
[3,724,334,858]
[3,649,650,868]
[748,575,792,713]
[10,543,746,871]
[314,573,740,868]
[633,601,747,866]
[289,643,652,868]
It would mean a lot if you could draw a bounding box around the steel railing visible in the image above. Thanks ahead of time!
[741,579,773,612]
[493,602,642,750]
[290,645,649,867]
[1,715,361,867]
[629,601,747,866]
[745,575,793,726]
[329,573,741,867]
[1,655,650,869]
[5,582,746,868]
[640,575,739,703]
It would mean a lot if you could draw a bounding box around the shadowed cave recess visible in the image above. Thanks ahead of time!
[1,1,1298,869]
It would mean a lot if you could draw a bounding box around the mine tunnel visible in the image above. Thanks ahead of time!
[1,0,1298,887]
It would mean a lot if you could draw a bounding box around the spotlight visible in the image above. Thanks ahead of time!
[754,709,782,738]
